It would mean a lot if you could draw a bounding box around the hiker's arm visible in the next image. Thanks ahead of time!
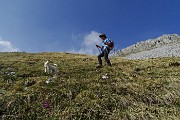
[104,42,111,46]
[96,45,102,48]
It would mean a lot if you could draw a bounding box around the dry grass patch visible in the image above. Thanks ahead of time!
[0,52,180,119]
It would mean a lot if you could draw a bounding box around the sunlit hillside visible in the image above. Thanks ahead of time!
[0,52,180,120]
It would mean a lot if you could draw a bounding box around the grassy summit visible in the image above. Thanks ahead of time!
[0,52,180,120]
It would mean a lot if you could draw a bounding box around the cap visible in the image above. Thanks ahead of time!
[99,34,106,38]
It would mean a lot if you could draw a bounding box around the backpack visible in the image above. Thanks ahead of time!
[108,39,114,50]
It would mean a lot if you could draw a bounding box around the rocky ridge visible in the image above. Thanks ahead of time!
[113,34,180,59]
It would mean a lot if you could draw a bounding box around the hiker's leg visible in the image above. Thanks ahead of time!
[104,48,112,66]
[98,52,104,66]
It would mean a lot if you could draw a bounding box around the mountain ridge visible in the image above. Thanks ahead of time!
[113,34,180,59]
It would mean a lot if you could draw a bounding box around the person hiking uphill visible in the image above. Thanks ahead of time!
[96,34,112,68]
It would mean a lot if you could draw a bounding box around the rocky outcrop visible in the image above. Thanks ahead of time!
[113,34,180,59]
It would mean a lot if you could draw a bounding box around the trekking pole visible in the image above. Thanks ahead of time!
[96,45,101,53]
[98,47,101,53]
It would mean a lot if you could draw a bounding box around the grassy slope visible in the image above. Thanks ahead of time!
[0,52,180,120]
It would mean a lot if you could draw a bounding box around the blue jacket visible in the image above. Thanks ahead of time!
[101,38,111,50]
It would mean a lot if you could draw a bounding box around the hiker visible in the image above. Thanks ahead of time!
[96,34,113,68]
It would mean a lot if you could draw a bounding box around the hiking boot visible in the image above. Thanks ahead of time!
[108,64,112,67]
[96,65,103,68]
[107,63,112,67]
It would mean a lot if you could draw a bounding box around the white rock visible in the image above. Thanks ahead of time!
[46,78,52,84]
[102,74,109,80]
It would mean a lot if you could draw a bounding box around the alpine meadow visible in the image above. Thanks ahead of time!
[0,52,180,119]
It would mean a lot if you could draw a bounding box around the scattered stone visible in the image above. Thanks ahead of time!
[4,71,16,76]
[24,79,36,87]
[102,74,109,80]
[53,75,57,79]
[7,72,16,76]
[46,78,52,84]
[6,67,13,71]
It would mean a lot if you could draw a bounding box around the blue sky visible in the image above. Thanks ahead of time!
[0,0,180,54]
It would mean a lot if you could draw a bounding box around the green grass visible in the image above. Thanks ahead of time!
[0,52,180,120]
